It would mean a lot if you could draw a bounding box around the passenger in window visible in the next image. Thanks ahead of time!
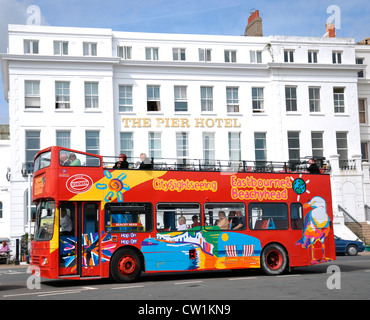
[60,153,70,166]
[228,211,238,229]
[307,158,320,174]
[139,153,153,170]
[60,208,73,235]
[232,211,246,230]
[217,211,229,230]
[191,215,201,228]
[177,216,187,230]
[69,153,81,166]
[113,153,129,169]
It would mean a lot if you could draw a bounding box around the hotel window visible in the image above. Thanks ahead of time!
[203,132,215,164]
[359,99,367,124]
[120,132,134,159]
[25,130,40,164]
[309,87,321,112]
[332,51,342,64]
[117,46,132,59]
[119,85,133,112]
[86,131,100,155]
[0,202,2,219]
[356,58,364,78]
[308,51,318,63]
[173,48,186,61]
[176,132,189,166]
[83,42,97,56]
[174,86,188,112]
[147,85,161,112]
[224,50,236,63]
[54,41,68,55]
[336,132,348,168]
[252,87,264,113]
[226,87,239,112]
[285,86,297,112]
[145,47,158,60]
[149,132,162,160]
[228,132,241,161]
[56,131,71,149]
[250,50,262,63]
[254,132,267,161]
[201,86,213,112]
[284,50,294,62]
[25,80,40,109]
[55,81,70,109]
[199,48,212,62]
[288,131,300,161]
[85,82,99,109]
[311,132,324,158]
[361,142,368,162]
[24,40,39,54]
[333,88,345,113]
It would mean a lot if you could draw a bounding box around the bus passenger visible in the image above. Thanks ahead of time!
[60,153,70,166]
[139,153,152,170]
[217,211,229,230]
[178,216,187,230]
[113,153,129,169]
[232,211,246,230]
[191,215,200,228]
[69,153,81,166]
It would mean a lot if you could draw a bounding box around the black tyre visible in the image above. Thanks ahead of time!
[261,243,288,275]
[110,248,142,282]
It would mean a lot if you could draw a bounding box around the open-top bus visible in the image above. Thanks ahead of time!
[31,146,335,282]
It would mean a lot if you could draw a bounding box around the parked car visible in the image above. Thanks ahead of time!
[334,235,365,256]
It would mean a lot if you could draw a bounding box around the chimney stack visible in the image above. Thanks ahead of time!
[324,22,336,38]
[244,10,263,37]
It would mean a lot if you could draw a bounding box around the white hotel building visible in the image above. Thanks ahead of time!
[1,15,370,249]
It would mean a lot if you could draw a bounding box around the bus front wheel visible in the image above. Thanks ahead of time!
[261,243,288,276]
[111,248,142,282]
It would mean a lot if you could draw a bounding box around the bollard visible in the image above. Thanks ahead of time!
[15,238,20,265]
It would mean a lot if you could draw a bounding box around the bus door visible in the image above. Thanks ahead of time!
[59,202,100,278]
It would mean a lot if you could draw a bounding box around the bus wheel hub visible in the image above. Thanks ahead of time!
[118,256,136,275]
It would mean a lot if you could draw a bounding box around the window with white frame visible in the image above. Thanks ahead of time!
[173,48,186,61]
[56,130,71,149]
[120,132,134,159]
[24,40,39,54]
[285,86,297,112]
[119,85,133,112]
[288,131,300,161]
[226,87,239,112]
[228,132,241,161]
[333,88,345,113]
[85,82,99,109]
[250,50,262,63]
[147,85,161,111]
[55,81,70,109]
[199,48,212,62]
[254,132,267,161]
[336,132,348,168]
[252,87,264,113]
[176,132,189,166]
[149,132,162,160]
[174,86,188,112]
[25,130,40,164]
[359,98,367,124]
[308,51,318,63]
[145,47,158,60]
[54,41,68,55]
[284,50,294,62]
[356,58,364,78]
[332,51,342,64]
[25,80,40,109]
[201,86,213,112]
[203,132,215,164]
[83,42,97,56]
[311,132,324,158]
[86,131,100,155]
[224,50,236,63]
[117,46,132,59]
[309,87,321,112]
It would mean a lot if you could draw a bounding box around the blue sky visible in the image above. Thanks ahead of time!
[0,0,369,124]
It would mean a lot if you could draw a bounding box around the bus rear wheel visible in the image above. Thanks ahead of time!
[111,249,142,282]
[261,244,288,276]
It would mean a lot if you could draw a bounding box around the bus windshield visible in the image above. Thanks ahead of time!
[34,150,52,173]
[34,200,56,241]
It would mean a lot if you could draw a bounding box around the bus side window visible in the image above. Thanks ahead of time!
[290,203,303,230]
[249,203,288,230]
[60,203,75,236]
[204,203,246,231]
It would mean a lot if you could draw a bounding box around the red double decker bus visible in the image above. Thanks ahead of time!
[31,146,335,282]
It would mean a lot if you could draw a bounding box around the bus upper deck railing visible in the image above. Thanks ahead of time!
[102,156,331,174]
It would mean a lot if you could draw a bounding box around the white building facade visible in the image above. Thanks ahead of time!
[1,24,369,250]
